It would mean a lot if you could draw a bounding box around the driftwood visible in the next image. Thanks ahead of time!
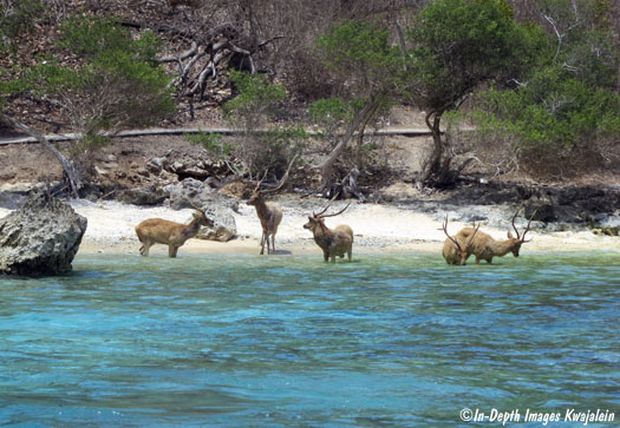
[121,19,281,107]
[1,114,82,198]
[0,127,436,146]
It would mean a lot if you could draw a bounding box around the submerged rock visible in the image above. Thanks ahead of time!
[0,191,87,276]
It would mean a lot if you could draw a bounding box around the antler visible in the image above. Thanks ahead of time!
[260,154,298,195]
[465,222,481,247]
[253,169,269,193]
[318,201,351,219]
[442,215,463,252]
[313,192,340,217]
[512,208,537,242]
[521,209,537,242]
[511,210,521,240]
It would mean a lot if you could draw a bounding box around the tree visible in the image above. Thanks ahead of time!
[471,0,620,178]
[406,0,545,186]
[223,70,305,177]
[1,16,174,196]
[313,20,400,192]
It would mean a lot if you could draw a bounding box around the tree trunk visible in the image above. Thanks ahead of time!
[317,99,379,191]
[420,110,444,185]
[2,115,82,197]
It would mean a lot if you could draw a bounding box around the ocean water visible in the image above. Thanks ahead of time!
[0,252,619,427]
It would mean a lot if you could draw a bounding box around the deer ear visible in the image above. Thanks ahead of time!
[508,231,514,239]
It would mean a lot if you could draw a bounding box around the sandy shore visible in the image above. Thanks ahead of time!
[1,197,617,257]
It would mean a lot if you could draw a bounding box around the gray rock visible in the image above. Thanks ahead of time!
[0,191,87,276]
[117,186,167,206]
[166,178,239,211]
[146,157,165,174]
[197,206,237,242]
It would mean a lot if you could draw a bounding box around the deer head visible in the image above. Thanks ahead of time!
[247,156,297,207]
[442,215,480,265]
[303,197,351,233]
[506,209,536,257]
[189,203,214,227]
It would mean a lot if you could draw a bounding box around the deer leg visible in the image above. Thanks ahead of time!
[270,233,276,253]
[141,241,152,257]
[347,249,352,262]
[331,253,336,263]
[168,245,179,258]
[260,232,266,255]
[475,256,480,264]
[323,250,329,262]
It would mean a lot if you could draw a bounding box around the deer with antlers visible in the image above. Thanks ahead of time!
[456,210,536,264]
[442,215,480,265]
[247,157,296,255]
[135,208,213,258]
[303,199,353,263]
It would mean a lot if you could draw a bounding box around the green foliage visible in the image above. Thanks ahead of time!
[0,0,44,43]
[316,20,401,94]
[407,0,547,112]
[58,17,161,62]
[22,16,173,135]
[468,0,619,177]
[251,126,308,175]
[187,132,232,159]
[477,67,620,148]
[309,98,354,127]
[223,71,286,121]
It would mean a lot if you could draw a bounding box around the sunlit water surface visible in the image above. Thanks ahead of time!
[1,252,619,427]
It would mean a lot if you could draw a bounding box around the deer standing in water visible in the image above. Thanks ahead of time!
[456,210,536,264]
[135,209,212,258]
[442,215,480,265]
[247,157,296,255]
[303,199,353,263]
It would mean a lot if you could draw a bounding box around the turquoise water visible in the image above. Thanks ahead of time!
[1,252,619,427]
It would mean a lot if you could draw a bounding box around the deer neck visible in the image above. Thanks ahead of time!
[313,222,335,248]
[182,217,202,239]
[254,199,272,227]
[488,238,516,257]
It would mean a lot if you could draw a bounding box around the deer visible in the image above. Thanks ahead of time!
[303,199,353,263]
[135,208,213,258]
[441,215,480,265]
[247,157,296,255]
[456,210,536,264]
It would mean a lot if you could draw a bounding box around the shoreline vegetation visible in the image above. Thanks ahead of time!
[1,196,616,257]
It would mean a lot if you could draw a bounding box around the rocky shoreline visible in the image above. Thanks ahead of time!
[1,183,618,258]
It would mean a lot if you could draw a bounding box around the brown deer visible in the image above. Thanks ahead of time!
[441,215,480,265]
[247,157,296,255]
[303,199,353,263]
[456,210,536,264]
[135,209,212,258]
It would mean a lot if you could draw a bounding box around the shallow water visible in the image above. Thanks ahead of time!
[1,252,619,427]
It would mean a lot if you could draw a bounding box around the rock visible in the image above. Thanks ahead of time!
[197,206,237,242]
[0,191,87,276]
[106,154,117,162]
[0,182,35,209]
[219,180,250,199]
[146,157,165,174]
[592,226,619,237]
[117,186,167,206]
[525,199,557,222]
[165,178,239,212]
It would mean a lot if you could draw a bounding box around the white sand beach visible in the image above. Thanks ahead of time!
[2,198,617,257]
